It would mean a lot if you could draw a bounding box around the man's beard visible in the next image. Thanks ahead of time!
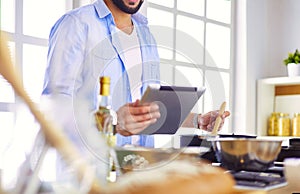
[111,0,144,14]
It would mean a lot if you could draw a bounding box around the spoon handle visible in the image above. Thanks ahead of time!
[211,101,226,136]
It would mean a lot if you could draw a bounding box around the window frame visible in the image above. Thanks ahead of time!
[147,0,234,135]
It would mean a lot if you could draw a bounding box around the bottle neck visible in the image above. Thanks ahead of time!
[99,78,111,108]
[100,79,110,96]
[98,94,111,109]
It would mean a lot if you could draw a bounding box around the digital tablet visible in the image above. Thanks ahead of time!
[139,84,206,134]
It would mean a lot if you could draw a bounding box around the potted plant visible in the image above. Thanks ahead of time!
[283,49,300,77]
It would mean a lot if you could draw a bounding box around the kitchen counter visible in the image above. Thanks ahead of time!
[234,184,299,194]
[268,185,300,194]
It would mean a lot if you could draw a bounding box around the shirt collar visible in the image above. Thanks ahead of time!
[132,12,148,25]
[93,0,148,25]
[94,0,111,18]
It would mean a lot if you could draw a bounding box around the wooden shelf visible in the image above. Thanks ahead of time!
[275,85,300,95]
[256,77,300,136]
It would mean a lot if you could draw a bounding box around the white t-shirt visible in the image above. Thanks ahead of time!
[115,25,142,145]
[116,25,142,101]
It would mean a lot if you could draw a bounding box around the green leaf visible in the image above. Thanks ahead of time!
[283,49,300,65]
[295,55,300,64]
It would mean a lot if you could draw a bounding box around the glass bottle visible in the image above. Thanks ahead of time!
[292,113,300,137]
[277,113,290,136]
[94,76,117,183]
[268,112,279,136]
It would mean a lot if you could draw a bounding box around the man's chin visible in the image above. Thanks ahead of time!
[112,0,144,14]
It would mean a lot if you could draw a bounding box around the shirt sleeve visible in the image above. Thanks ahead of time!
[42,14,87,96]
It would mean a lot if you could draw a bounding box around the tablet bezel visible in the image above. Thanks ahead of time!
[139,85,206,134]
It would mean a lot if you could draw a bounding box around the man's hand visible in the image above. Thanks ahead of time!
[198,110,230,132]
[115,100,161,136]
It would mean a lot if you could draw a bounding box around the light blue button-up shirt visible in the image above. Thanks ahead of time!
[42,0,160,147]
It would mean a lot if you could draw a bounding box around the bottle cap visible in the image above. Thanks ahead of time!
[100,76,110,96]
[100,76,110,84]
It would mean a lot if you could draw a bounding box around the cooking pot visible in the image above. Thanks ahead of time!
[208,138,283,171]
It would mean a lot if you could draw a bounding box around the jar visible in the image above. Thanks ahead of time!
[277,113,290,136]
[291,113,300,136]
[267,112,279,136]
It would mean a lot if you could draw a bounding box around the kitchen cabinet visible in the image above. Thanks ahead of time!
[256,76,300,136]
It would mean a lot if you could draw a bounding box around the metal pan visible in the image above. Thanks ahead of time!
[208,138,283,171]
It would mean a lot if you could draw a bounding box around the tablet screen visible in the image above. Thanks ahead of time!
[139,85,206,134]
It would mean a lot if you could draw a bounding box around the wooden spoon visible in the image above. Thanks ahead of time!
[211,101,226,136]
[0,32,102,193]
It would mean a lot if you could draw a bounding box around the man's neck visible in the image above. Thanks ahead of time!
[104,0,133,34]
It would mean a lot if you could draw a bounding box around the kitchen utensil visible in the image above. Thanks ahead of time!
[0,33,102,193]
[196,102,227,149]
[209,138,283,171]
[211,101,226,136]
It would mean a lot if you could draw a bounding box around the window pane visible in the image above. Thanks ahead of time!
[175,66,204,112]
[148,8,174,60]
[176,15,204,63]
[148,8,174,28]
[204,70,229,111]
[160,62,174,86]
[177,0,204,16]
[0,42,15,103]
[204,70,230,132]
[157,47,173,60]
[175,66,203,88]
[23,0,72,38]
[207,0,231,24]
[0,0,15,32]
[148,0,174,8]
[23,44,48,103]
[205,23,231,69]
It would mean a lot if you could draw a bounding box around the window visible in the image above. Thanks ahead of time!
[147,0,233,145]
[0,0,89,187]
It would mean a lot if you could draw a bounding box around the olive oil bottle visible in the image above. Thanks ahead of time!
[94,76,117,182]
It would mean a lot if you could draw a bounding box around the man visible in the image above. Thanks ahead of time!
[42,0,229,148]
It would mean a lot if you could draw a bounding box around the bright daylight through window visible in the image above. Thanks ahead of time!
[147,0,232,146]
[0,0,233,186]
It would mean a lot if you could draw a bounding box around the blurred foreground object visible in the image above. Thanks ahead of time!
[284,158,300,189]
[107,160,235,194]
[0,32,236,194]
[0,31,102,193]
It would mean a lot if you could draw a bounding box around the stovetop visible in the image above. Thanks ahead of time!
[230,166,287,191]
[210,162,288,191]
[182,136,300,190]
[206,137,300,191]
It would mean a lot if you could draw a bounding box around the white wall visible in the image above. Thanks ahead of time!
[265,0,300,77]
[244,0,300,135]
